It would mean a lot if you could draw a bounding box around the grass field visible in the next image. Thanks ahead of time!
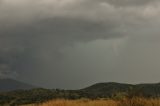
[23,98,160,106]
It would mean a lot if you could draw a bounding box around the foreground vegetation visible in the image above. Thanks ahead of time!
[1,82,160,105]
[36,99,118,106]
[24,98,160,106]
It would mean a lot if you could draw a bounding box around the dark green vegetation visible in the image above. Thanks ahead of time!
[1,82,160,105]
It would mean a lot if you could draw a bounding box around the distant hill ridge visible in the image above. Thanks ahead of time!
[82,82,160,98]
[83,82,133,90]
[1,81,160,105]
[0,78,36,92]
[83,82,160,90]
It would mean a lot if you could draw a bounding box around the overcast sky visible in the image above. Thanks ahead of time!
[0,0,160,89]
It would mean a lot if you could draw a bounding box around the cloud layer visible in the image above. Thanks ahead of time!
[0,0,160,88]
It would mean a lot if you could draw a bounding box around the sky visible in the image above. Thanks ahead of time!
[0,0,160,89]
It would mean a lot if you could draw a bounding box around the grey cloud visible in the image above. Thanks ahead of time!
[0,16,123,79]
[0,0,160,88]
[98,0,157,7]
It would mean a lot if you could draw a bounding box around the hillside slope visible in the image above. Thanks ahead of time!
[0,78,36,92]
[1,82,160,105]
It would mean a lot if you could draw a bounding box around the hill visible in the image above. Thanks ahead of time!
[81,82,133,98]
[82,82,160,98]
[1,82,160,105]
[0,78,36,92]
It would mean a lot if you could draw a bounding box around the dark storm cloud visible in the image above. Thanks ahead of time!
[0,17,123,79]
[0,0,126,78]
[95,0,157,7]
[0,0,160,88]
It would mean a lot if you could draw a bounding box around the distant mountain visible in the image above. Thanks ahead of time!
[83,82,133,92]
[82,83,130,93]
[134,83,160,97]
[82,82,160,98]
[80,82,133,98]
[0,78,36,92]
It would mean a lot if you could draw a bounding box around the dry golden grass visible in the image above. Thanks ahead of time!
[24,98,160,106]
[39,99,118,106]
[119,98,160,106]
